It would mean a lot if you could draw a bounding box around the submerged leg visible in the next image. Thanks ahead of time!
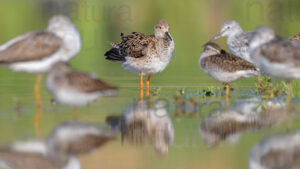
[140,72,144,100]
[146,75,151,96]
[34,74,42,136]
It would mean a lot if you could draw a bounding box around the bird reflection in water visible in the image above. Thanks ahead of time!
[106,100,174,157]
[249,131,300,169]
[199,98,290,147]
[0,121,115,169]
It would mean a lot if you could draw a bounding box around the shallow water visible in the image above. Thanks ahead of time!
[1,0,300,168]
[0,75,299,169]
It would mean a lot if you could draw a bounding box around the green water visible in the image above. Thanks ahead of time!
[0,0,300,169]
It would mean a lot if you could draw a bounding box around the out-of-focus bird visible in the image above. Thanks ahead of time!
[0,15,81,133]
[46,62,117,107]
[249,26,300,101]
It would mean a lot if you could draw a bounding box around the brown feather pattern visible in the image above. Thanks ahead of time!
[105,32,157,61]
[201,48,257,72]
[290,33,300,43]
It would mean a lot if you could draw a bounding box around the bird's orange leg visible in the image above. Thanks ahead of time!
[34,74,42,136]
[140,72,144,100]
[146,75,151,96]
[226,83,230,104]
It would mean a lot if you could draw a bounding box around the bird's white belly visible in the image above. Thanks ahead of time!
[53,89,102,107]
[8,51,72,73]
[206,69,259,83]
[123,57,170,76]
[63,157,81,169]
[259,57,300,79]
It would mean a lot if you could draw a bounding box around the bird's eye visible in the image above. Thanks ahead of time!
[159,26,162,29]
[227,26,231,29]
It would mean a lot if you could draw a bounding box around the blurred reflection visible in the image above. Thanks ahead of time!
[107,100,174,156]
[0,121,115,169]
[249,131,300,169]
[199,98,289,147]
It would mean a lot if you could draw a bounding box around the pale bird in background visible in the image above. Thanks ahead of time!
[210,20,255,64]
[105,20,174,100]
[0,15,81,73]
[0,15,81,133]
[249,26,300,102]
[46,62,117,108]
[199,42,259,98]
[0,121,115,169]
[249,27,300,79]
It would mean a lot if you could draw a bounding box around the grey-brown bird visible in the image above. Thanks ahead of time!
[250,27,300,80]
[46,62,117,107]
[199,42,260,98]
[105,20,174,99]
[0,15,81,133]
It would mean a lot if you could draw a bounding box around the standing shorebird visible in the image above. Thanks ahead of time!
[105,20,174,99]
[249,27,300,101]
[199,42,260,98]
[46,62,117,108]
[0,15,81,132]
[210,20,255,64]
[0,121,115,169]
[249,27,300,79]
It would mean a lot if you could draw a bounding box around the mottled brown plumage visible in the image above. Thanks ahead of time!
[201,43,257,72]
[0,31,62,64]
[106,32,157,61]
[105,20,173,66]
[289,33,300,43]
[119,32,156,58]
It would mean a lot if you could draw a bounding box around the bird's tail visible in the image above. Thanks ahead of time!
[105,48,125,62]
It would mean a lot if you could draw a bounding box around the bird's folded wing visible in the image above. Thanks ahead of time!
[66,72,116,93]
[0,31,62,63]
[119,32,156,58]
[261,40,300,65]
[207,53,257,72]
